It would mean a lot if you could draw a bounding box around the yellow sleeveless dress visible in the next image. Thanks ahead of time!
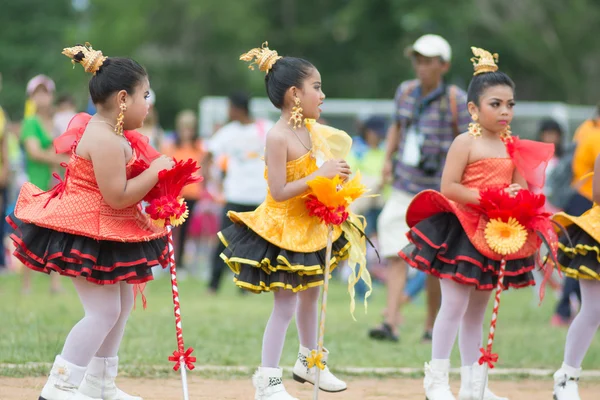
[553,206,600,280]
[218,120,353,293]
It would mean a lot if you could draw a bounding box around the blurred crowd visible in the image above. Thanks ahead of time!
[0,60,598,338]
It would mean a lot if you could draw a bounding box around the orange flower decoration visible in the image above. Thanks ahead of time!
[305,172,368,225]
[484,217,528,255]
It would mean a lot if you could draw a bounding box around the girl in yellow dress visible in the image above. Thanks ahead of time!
[218,42,353,400]
[551,167,600,400]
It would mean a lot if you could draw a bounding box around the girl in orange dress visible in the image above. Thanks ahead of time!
[219,43,354,400]
[7,44,175,400]
[399,48,554,400]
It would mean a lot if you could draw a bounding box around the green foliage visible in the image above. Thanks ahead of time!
[0,0,599,127]
[0,272,598,372]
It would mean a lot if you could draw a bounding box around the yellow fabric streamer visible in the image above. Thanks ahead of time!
[305,119,352,160]
[343,213,373,320]
[306,119,373,319]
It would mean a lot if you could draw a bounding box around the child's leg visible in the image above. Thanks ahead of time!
[95,281,134,357]
[79,282,139,398]
[22,267,31,293]
[293,286,346,392]
[458,289,493,365]
[553,280,600,400]
[564,280,600,368]
[261,290,298,367]
[61,278,122,366]
[431,279,472,360]
[50,271,63,293]
[295,286,319,350]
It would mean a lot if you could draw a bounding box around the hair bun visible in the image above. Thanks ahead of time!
[62,42,108,75]
[240,41,282,73]
[470,47,499,76]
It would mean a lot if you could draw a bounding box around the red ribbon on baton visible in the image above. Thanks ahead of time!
[478,347,499,369]
[168,347,197,371]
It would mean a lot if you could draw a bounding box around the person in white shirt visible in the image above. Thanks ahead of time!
[207,92,273,293]
[53,94,77,138]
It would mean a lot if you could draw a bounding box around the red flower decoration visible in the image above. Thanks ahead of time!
[142,158,202,227]
[305,195,349,226]
[145,159,202,203]
[146,196,181,221]
[469,187,559,301]
[470,187,549,229]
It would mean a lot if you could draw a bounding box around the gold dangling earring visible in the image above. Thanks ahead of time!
[501,124,512,140]
[468,114,482,138]
[115,103,126,136]
[288,96,303,130]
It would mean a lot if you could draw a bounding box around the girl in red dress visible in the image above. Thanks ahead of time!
[7,43,174,400]
[399,48,554,400]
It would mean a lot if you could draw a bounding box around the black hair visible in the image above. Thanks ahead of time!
[228,91,251,114]
[467,71,515,106]
[72,50,147,104]
[265,57,315,109]
[537,118,564,157]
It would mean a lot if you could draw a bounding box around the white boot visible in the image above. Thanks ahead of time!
[424,359,456,400]
[253,367,298,400]
[291,345,347,392]
[553,363,581,400]
[458,363,508,400]
[78,356,141,400]
[39,355,99,400]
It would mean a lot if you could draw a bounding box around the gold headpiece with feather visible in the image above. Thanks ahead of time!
[240,42,282,73]
[62,42,107,75]
[470,47,499,76]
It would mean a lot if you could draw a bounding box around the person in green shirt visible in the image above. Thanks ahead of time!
[21,75,66,191]
[21,75,67,293]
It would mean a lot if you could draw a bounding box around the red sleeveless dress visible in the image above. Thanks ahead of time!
[399,136,554,290]
[7,113,169,284]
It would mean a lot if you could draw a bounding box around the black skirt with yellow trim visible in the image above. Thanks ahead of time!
[557,224,600,281]
[218,223,350,293]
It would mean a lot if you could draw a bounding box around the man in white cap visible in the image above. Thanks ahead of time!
[369,34,471,344]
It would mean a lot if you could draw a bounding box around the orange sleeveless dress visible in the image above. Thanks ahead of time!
[7,113,169,285]
[399,158,538,290]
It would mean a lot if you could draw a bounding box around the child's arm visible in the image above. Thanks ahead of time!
[592,153,600,205]
[440,134,480,205]
[91,133,174,210]
[266,130,350,203]
[511,169,527,190]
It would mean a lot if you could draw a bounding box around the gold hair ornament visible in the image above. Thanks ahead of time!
[240,42,282,73]
[471,47,499,76]
[62,42,107,75]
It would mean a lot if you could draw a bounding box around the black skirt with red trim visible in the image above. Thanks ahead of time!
[399,212,535,290]
[7,214,169,284]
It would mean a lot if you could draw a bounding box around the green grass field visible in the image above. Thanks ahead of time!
[1,270,598,378]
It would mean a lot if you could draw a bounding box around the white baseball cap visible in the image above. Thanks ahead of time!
[405,34,452,62]
[26,74,56,96]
